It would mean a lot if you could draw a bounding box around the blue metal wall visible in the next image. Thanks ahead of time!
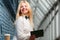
[0,0,18,40]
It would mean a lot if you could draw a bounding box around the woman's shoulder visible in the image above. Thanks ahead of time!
[16,16,23,20]
[15,16,23,23]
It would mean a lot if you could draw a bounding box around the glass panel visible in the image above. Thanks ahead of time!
[37,8,44,17]
[41,0,51,10]
[34,16,40,24]
[38,1,48,14]
[46,0,52,7]
[49,0,55,4]
[30,0,35,6]
[36,11,42,20]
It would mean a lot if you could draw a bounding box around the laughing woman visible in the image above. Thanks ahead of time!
[14,0,34,40]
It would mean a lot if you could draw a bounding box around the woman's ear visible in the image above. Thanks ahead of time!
[29,35,36,40]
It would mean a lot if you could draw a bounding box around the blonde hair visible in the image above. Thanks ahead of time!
[16,1,34,27]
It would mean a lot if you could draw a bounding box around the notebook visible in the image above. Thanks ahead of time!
[30,30,44,38]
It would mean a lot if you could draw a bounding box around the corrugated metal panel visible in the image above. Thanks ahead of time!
[0,0,18,40]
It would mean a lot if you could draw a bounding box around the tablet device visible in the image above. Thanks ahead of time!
[30,30,44,38]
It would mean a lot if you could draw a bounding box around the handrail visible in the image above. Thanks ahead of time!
[45,10,58,31]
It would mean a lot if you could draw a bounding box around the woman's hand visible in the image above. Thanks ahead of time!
[29,35,36,40]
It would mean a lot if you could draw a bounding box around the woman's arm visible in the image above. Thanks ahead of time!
[17,31,31,40]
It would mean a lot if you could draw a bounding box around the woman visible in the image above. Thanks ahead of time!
[14,0,34,40]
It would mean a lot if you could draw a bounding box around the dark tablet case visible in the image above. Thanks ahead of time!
[30,30,44,38]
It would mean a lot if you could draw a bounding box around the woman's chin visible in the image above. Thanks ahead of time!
[22,12,28,14]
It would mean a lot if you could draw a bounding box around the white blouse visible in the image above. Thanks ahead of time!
[14,16,33,40]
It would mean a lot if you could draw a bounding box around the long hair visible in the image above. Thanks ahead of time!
[16,1,34,27]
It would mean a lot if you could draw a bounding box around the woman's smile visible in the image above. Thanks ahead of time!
[22,8,27,12]
[20,3,28,14]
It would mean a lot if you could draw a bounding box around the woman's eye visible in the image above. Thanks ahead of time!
[21,6,23,8]
[20,5,27,8]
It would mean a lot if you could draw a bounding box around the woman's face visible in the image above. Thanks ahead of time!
[20,2,29,14]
